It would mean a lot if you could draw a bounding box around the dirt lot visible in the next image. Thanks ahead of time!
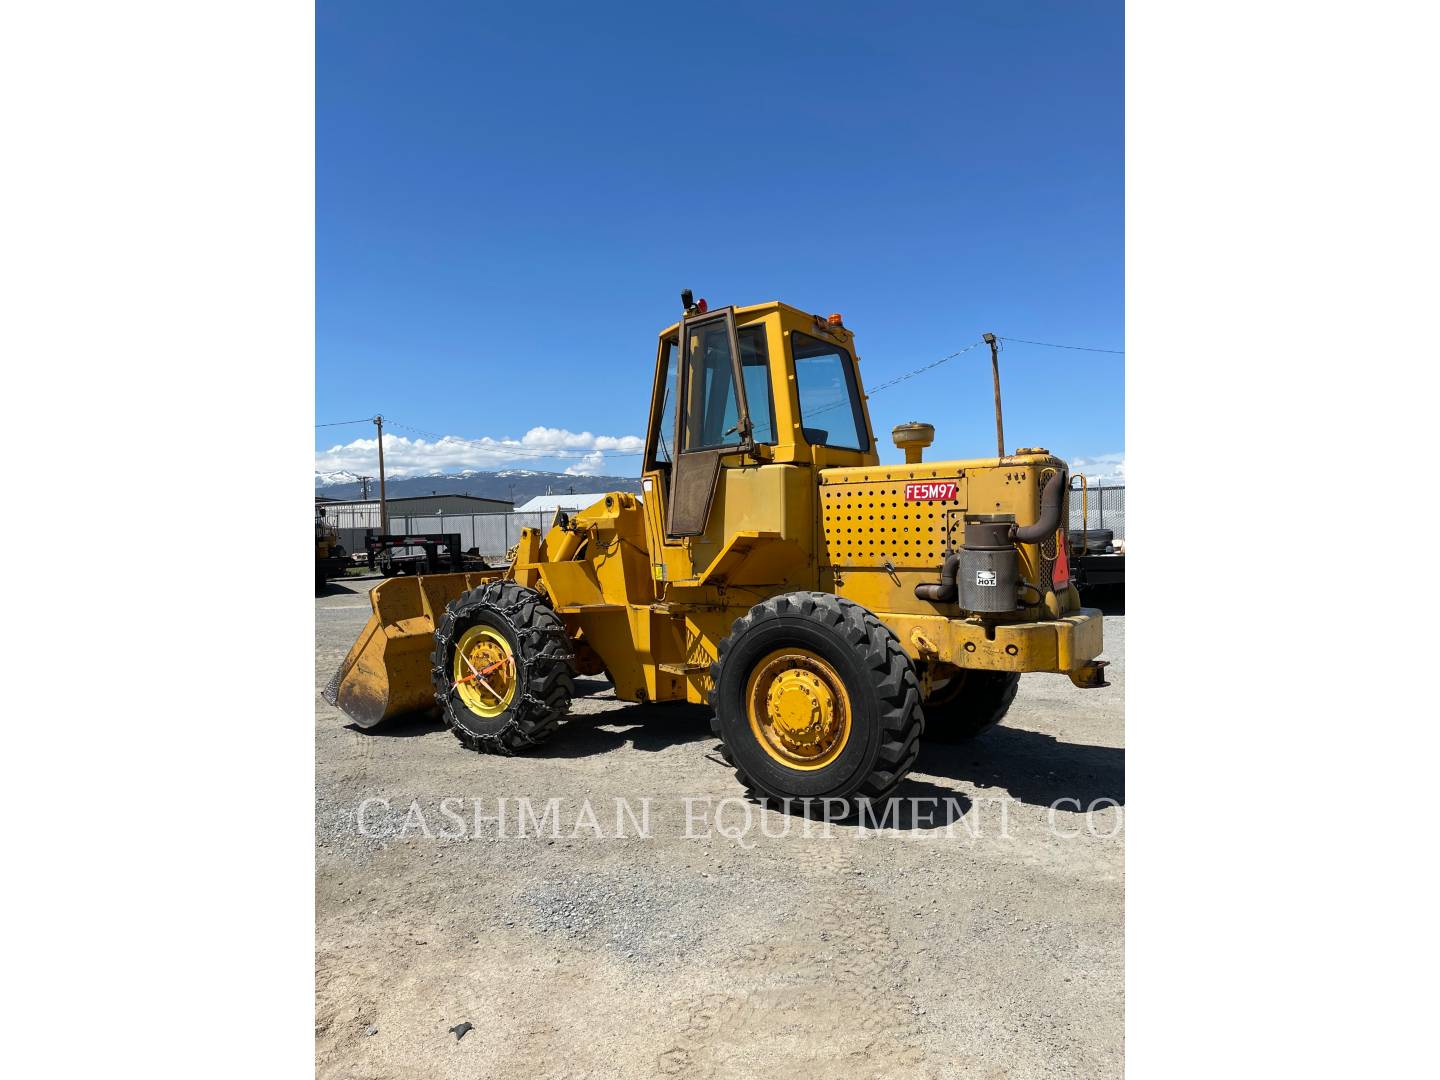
[315,578,1124,1079]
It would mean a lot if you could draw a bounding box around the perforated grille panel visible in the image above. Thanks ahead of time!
[820,478,965,569]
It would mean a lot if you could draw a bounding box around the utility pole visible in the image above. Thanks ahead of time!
[374,415,389,534]
[983,333,1005,457]
[358,475,372,501]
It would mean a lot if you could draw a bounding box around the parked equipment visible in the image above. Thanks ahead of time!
[315,507,349,593]
[1068,475,1126,594]
[364,533,490,577]
[324,297,1108,810]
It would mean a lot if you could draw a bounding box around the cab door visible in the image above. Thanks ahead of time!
[666,307,753,538]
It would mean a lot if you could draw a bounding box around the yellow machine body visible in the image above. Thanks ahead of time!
[315,511,340,562]
[326,301,1104,726]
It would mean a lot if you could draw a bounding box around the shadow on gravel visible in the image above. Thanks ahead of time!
[918,725,1125,809]
[538,696,717,759]
[337,678,1123,813]
[346,712,447,738]
[872,779,975,828]
[571,677,614,698]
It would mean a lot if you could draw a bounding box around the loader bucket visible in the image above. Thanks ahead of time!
[321,570,505,729]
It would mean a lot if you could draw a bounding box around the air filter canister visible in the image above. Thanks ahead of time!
[959,515,1020,614]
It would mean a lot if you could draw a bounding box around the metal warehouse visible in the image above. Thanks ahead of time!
[318,493,517,559]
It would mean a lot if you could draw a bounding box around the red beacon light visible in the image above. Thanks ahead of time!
[696,298,708,313]
[827,312,844,327]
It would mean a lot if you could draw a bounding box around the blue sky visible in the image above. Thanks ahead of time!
[317,0,1122,482]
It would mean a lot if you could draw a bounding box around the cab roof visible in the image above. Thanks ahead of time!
[657,300,844,339]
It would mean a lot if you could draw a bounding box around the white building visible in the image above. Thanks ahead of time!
[513,493,620,514]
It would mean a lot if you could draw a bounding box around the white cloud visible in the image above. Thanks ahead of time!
[315,426,644,480]
[1066,452,1125,485]
[564,450,607,477]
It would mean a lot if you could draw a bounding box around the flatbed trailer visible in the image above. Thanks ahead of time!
[1070,547,1125,590]
[364,533,491,577]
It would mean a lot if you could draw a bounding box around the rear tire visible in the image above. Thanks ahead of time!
[432,580,575,754]
[921,669,1019,741]
[709,592,923,813]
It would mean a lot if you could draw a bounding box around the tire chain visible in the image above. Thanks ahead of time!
[431,581,576,754]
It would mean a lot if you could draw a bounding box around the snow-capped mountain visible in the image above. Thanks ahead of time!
[314,469,643,504]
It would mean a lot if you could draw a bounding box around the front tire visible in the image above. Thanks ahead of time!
[432,580,575,754]
[709,592,923,812]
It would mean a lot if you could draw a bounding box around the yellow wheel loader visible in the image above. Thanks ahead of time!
[323,296,1108,810]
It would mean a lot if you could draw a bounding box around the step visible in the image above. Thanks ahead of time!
[657,662,710,676]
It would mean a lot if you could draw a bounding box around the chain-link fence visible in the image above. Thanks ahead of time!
[1068,484,1125,541]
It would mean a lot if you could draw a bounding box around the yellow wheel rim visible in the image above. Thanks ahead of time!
[452,625,517,718]
[745,647,852,770]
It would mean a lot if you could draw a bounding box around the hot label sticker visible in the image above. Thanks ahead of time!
[903,481,958,501]
[975,569,998,587]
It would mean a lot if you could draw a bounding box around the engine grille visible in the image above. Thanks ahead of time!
[820,477,965,569]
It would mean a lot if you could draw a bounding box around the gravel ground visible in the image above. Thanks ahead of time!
[315,578,1124,1079]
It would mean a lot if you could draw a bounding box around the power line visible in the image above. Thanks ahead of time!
[866,341,986,395]
[805,340,986,417]
[998,336,1124,354]
[315,418,376,428]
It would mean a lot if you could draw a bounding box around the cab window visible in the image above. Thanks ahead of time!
[648,337,678,467]
[681,319,742,450]
[738,326,776,444]
[792,331,868,451]
[679,321,776,450]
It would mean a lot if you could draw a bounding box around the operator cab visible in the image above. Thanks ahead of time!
[642,298,878,558]
[639,298,875,593]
